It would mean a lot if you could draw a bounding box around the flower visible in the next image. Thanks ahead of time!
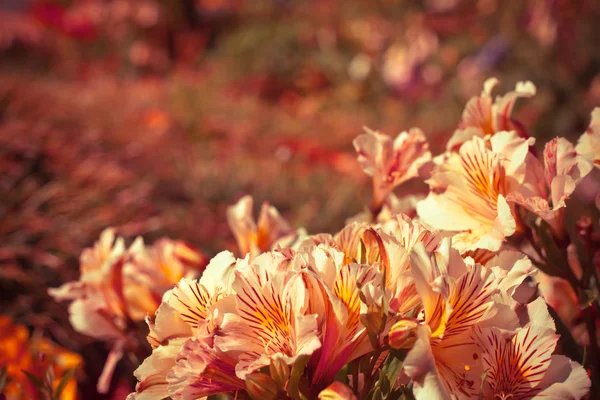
[472,298,590,399]
[403,239,519,399]
[50,229,207,341]
[509,136,593,236]
[129,251,237,399]
[379,213,441,253]
[227,195,296,258]
[353,127,431,212]
[576,107,600,168]
[166,336,246,399]
[299,244,382,393]
[50,229,206,393]
[447,78,536,150]
[214,250,322,379]
[0,316,81,400]
[418,132,532,253]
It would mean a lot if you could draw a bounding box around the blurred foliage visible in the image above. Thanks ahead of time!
[1,0,600,397]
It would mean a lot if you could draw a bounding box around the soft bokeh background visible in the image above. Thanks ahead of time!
[1,0,600,397]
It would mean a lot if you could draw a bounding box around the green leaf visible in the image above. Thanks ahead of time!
[371,387,384,400]
[399,385,416,400]
[285,355,310,400]
[53,368,76,400]
[381,350,405,389]
[365,349,405,399]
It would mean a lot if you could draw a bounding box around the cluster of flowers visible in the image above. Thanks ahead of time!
[52,78,600,399]
[49,229,207,394]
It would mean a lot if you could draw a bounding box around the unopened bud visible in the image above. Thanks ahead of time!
[318,381,358,400]
[269,355,290,389]
[388,318,419,349]
[246,373,279,400]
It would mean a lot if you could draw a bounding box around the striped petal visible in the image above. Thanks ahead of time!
[473,325,559,399]
[354,127,431,208]
[215,252,321,378]
[418,136,518,253]
[166,337,245,399]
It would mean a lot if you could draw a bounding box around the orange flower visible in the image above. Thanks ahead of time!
[0,316,81,400]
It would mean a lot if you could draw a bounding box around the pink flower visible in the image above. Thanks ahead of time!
[447,78,536,150]
[214,250,322,378]
[403,239,519,399]
[418,133,532,253]
[509,136,593,236]
[227,195,296,258]
[472,298,590,399]
[353,128,431,213]
[129,251,237,399]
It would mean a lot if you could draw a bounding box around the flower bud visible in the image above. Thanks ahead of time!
[269,355,290,389]
[318,381,358,400]
[388,318,419,349]
[246,372,279,400]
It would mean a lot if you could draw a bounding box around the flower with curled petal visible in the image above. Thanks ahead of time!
[353,127,431,214]
[128,251,237,400]
[403,239,519,399]
[576,107,600,168]
[509,135,593,236]
[227,195,296,258]
[296,243,383,393]
[418,132,533,253]
[379,213,441,254]
[166,336,246,400]
[214,250,322,379]
[447,78,536,150]
[472,298,590,400]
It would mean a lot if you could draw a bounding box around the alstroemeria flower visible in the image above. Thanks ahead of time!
[50,230,207,339]
[380,213,441,253]
[50,229,208,393]
[576,107,600,168]
[403,239,519,399]
[297,244,382,393]
[418,132,533,253]
[447,78,536,150]
[214,250,322,379]
[128,251,237,400]
[509,136,593,236]
[227,195,296,258]
[472,298,590,399]
[166,336,246,400]
[353,127,431,213]
[131,237,207,296]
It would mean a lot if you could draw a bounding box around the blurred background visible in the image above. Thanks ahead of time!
[1,0,600,397]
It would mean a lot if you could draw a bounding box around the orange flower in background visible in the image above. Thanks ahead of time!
[0,316,81,400]
[227,195,297,258]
